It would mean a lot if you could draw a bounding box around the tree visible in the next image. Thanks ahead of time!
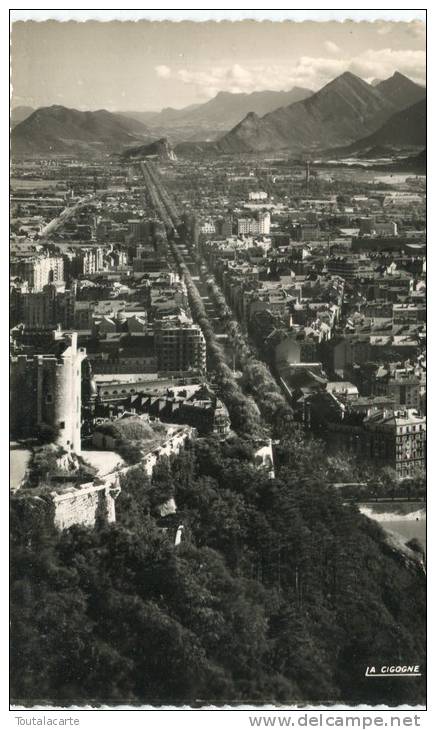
[10,378,426,707]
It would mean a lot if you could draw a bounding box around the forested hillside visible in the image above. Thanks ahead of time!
[11,434,426,706]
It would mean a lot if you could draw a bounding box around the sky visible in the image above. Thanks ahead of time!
[11,19,426,112]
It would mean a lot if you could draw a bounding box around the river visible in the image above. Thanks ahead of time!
[359,502,426,555]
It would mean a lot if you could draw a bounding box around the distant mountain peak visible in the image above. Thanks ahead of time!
[392,70,411,80]
[376,71,426,111]
[338,70,361,81]
[122,86,314,142]
[11,105,150,157]
[217,70,397,154]
[315,71,376,100]
[331,71,367,86]
[379,71,419,86]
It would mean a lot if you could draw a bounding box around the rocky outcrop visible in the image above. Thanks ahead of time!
[122,137,177,161]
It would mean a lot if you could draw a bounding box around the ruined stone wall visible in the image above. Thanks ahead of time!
[52,483,119,530]
[13,425,195,532]
[141,427,195,476]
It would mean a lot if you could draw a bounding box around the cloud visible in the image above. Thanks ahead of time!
[376,24,392,37]
[376,20,425,41]
[162,60,347,99]
[324,41,340,54]
[155,65,171,79]
[153,47,425,100]
[349,49,426,85]
[405,20,426,40]
[177,63,256,94]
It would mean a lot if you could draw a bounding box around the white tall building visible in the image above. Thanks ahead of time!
[200,220,216,234]
[258,211,271,234]
[21,256,64,292]
[249,191,268,201]
[237,211,271,236]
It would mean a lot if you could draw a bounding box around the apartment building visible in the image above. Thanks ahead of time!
[154,320,207,373]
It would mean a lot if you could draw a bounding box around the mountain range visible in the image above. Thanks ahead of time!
[374,71,426,111]
[330,98,426,156]
[216,71,424,154]
[11,106,151,156]
[119,87,313,140]
[11,88,314,152]
[11,71,425,158]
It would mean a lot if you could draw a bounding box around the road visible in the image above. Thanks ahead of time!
[138,161,180,230]
[40,193,98,237]
[137,160,293,423]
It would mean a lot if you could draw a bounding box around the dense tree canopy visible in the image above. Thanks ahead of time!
[11,435,426,706]
[171,244,264,437]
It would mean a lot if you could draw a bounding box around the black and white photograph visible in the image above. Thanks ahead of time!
[9,8,427,714]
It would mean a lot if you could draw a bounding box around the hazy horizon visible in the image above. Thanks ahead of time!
[11,71,427,117]
[11,19,426,113]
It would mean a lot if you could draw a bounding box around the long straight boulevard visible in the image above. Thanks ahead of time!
[135,159,295,435]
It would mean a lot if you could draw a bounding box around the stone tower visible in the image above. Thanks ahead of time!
[10,330,86,453]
